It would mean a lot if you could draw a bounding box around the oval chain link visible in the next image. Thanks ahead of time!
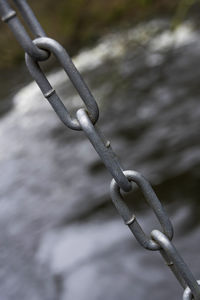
[25,37,99,131]
[110,170,173,250]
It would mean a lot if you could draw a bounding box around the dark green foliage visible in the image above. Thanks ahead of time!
[0,0,196,69]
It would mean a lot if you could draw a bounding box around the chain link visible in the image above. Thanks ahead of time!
[151,230,200,299]
[25,37,99,131]
[0,0,49,60]
[0,1,200,299]
[76,109,131,192]
[183,281,200,300]
[110,170,173,250]
[13,0,46,37]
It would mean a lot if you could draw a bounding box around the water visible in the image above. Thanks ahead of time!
[0,19,200,299]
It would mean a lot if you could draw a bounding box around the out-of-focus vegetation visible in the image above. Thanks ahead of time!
[172,0,199,27]
[0,0,180,69]
[0,0,199,69]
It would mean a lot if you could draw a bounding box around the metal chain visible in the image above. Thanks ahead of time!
[0,0,48,60]
[0,1,200,298]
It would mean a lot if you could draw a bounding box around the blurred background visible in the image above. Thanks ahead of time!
[0,0,200,299]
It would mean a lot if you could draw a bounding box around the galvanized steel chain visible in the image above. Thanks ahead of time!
[0,1,200,298]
